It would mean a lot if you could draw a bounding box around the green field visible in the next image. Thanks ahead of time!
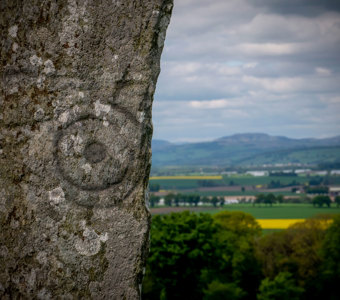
[150,174,340,192]
[187,190,298,197]
[221,175,308,186]
[151,204,340,219]
[199,204,340,219]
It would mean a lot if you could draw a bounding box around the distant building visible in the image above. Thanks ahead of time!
[222,171,238,175]
[224,199,239,205]
[329,187,340,197]
[314,171,328,176]
[330,170,340,175]
[246,171,268,177]
[295,169,311,174]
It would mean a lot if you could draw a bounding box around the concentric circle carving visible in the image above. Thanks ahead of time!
[55,115,134,191]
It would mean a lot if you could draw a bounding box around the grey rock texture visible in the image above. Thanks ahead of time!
[0,0,173,298]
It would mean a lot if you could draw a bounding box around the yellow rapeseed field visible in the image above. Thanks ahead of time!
[257,219,305,229]
[150,175,223,180]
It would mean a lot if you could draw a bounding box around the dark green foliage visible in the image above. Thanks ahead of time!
[204,281,246,300]
[335,196,340,207]
[254,193,276,206]
[164,193,175,206]
[257,272,304,300]
[211,196,218,207]
[143,212,340,300]
[255,217,331,300]
[312,195,331,207]
[143,212,218,299]
[142,211,261,299]
[149,195,160,207]
[305,186,329,194]
[320,215,340,299]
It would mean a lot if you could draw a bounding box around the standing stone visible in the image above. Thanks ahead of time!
[0,0,173,298]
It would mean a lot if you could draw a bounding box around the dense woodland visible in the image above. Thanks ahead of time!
[142,212,340,300]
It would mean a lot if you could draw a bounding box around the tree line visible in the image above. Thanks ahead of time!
[150,194,226,207]
[142,212,340,300]
[150,193,340,208]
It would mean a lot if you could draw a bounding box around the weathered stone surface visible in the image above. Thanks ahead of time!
[0,0,173,298]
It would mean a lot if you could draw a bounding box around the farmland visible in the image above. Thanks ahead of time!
[150,203,340,219]
[150,174,340,189]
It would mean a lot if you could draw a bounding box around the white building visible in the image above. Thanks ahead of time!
[246,171,268,177]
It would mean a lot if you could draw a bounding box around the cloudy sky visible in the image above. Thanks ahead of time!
[152,0,340,142]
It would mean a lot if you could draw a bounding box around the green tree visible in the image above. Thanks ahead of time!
[219,196,224,207]
[149,194,160,207]
[164,193,175,206]
[254,194,265,206]
[312,195,331,207]
[202,196,210,205]
[264,193,276,206]
[320,215,340,300]
[211,196,218,207]
[204,281,246,300]
[142,212,218,299]
[174,194,181,207]
[335,195,340,208]
[276,195,284,204]
[211,211,262,299]
[143,211,262,300]
[193,194,200,207]
[255,217,329,299]
[257,272,304,300]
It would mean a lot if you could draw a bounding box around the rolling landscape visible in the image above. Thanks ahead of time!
[152,133,340,168]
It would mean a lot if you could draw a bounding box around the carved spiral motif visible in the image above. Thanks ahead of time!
[55,115,134,191]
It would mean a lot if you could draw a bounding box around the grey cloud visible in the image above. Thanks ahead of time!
[249,0,340,16]
[154,0,340,141]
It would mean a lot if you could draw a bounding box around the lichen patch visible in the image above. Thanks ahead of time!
[43,60,56,74]
[8,25,18,38]
[94,100,111,117]
[75,226,108,256]
[30,55,43,66]
[48,187,65,205]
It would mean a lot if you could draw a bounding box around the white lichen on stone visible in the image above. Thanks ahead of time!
[137,111,145,123]
[70,134,83,154]
[36,251,48,265]
[12,42,19,52]
[75,225,109,256]
[58,111,70,124]
[37,75,46,89]
[132,73,143,81]
[43,60,55,74]
[81,163,92,174]
[103,116,109,127]
[8,25,18,38]
[8,86,18,95]
[37,288,51,300]
[94,100,111,117]
[30,55,43,66]
[59,0,89,56]
[48,187,65,205]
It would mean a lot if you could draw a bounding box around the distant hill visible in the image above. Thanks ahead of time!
[151,133,340,167]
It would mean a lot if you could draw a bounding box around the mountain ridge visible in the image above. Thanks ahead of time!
[151,133,340,167]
